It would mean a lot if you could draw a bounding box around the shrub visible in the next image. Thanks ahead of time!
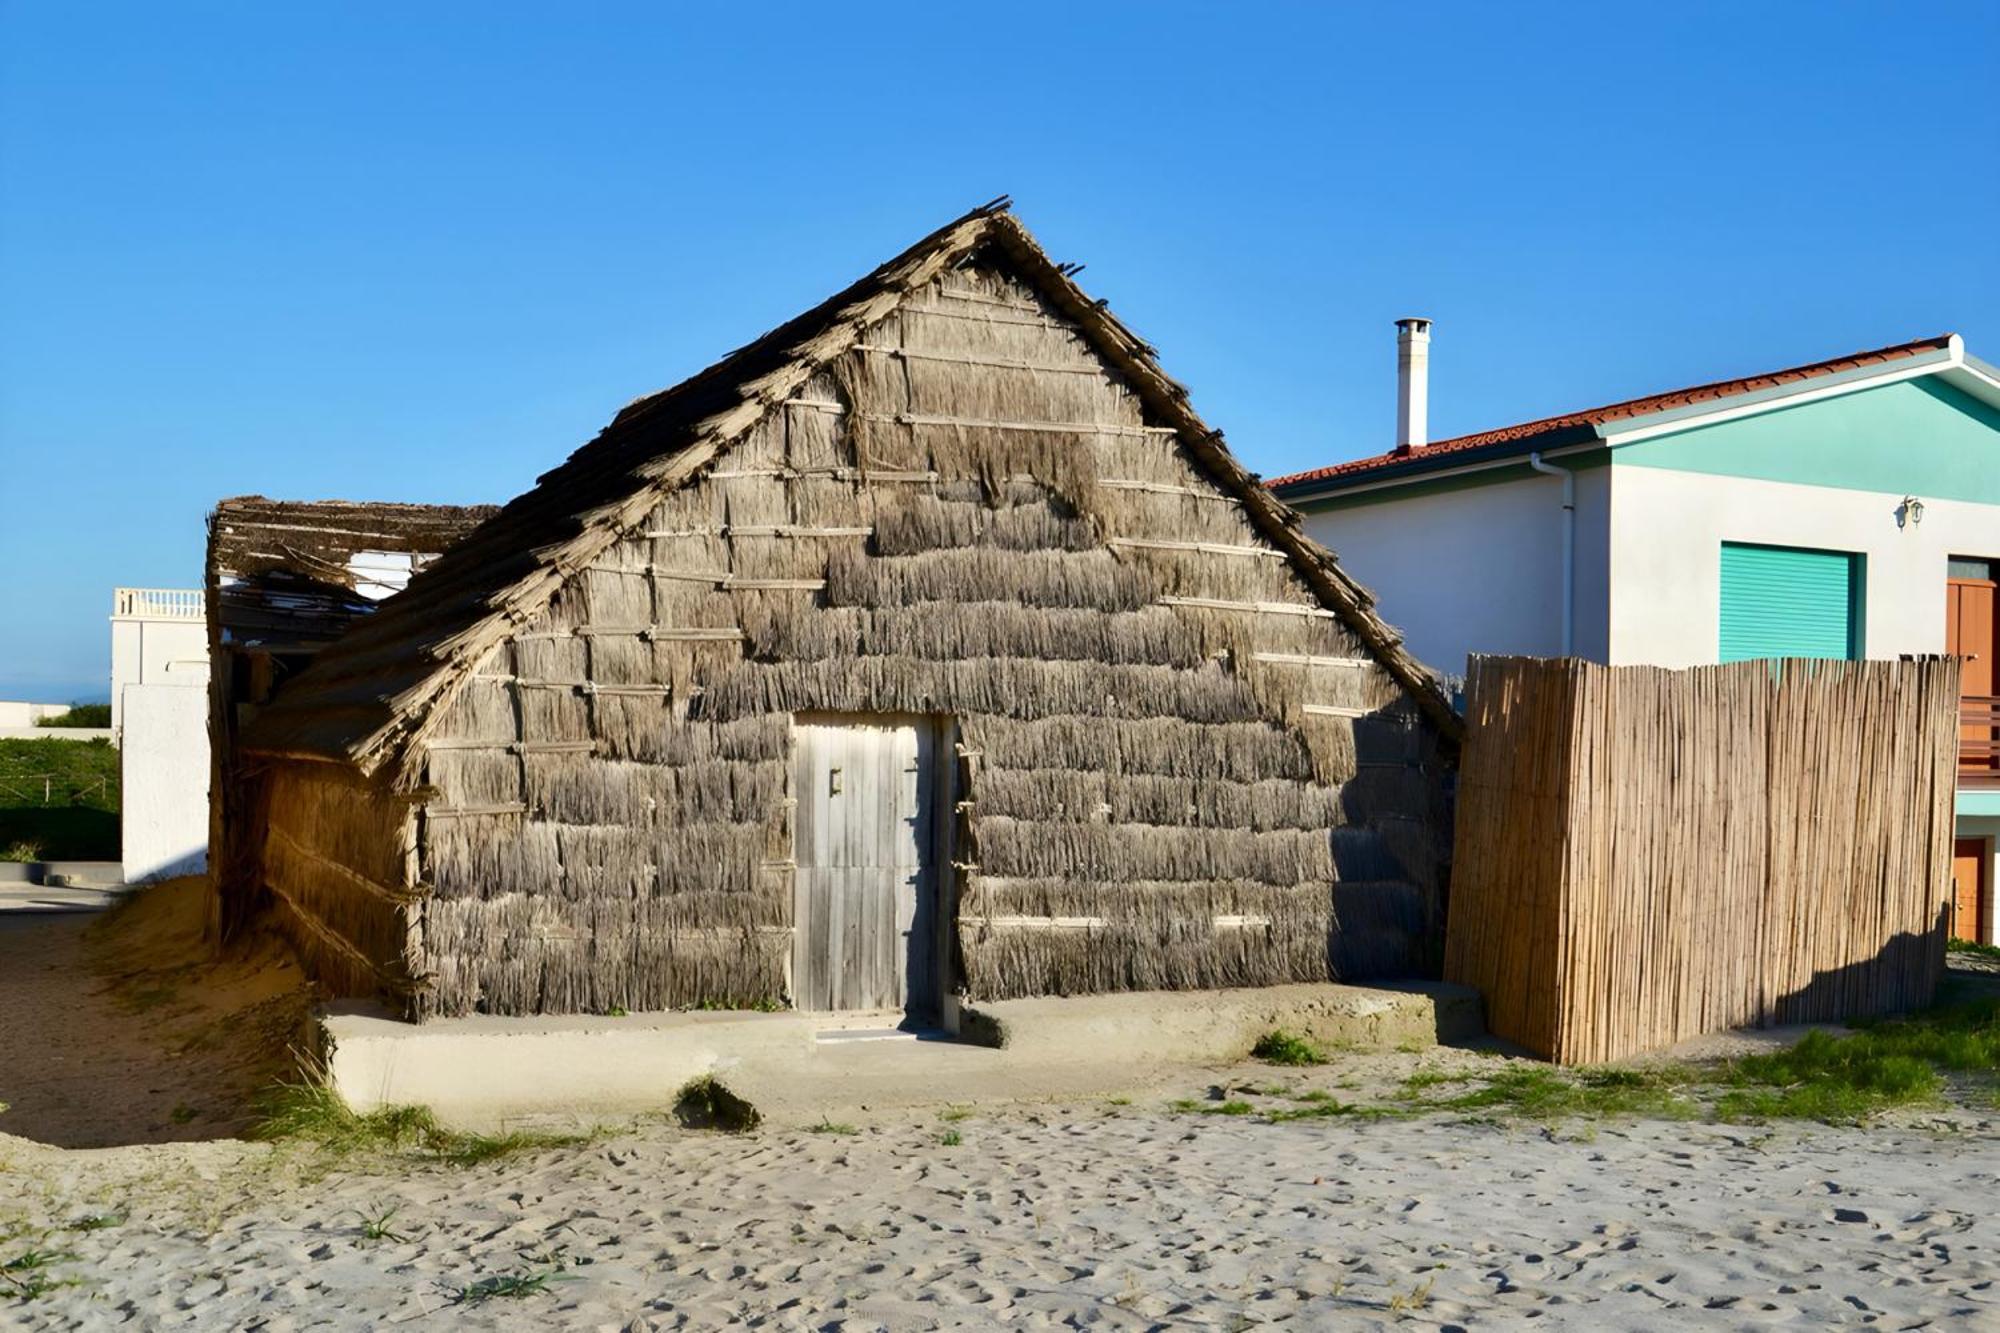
[1251,1029,1324,1066]
[672,1076,762,1133]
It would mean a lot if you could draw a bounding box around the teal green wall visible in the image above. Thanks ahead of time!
[1614,379,2000,503]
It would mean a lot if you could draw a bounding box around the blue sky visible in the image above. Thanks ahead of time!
[2,2,1995,702]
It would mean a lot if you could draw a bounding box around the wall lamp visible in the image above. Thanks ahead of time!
[1896,495,1926,529]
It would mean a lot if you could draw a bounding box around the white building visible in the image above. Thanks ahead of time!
[110,586,210,881]
[1271,330,2000,943]
[0,701,72,730]
[110,588,209,731]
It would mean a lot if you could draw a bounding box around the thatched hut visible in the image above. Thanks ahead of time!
[237,202,1462,1022]
[206,498,495,932]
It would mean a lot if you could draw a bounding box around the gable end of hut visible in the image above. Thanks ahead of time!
[384,251,1453,1019]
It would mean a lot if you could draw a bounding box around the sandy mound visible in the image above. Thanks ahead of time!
[0,877,314,1148]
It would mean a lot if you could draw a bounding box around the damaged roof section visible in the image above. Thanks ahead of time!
[207,497,499,653]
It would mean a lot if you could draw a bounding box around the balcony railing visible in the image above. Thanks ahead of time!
[1965,695,2000,787]
[113,587,203,621]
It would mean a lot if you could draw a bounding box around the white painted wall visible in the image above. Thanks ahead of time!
[1605,468,2000,667]
[1298,466,1609,681]
[0,727,114,743]
[120,682,209,882]
[0,701,69,728]
[109,617,208,730]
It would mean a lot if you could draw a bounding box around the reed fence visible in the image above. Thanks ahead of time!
[1443,655,1962,1064]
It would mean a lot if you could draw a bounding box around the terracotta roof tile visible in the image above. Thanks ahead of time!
[1268,334,1955,495]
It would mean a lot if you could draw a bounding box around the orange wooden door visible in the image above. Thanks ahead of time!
[1954,839,1990,943]
[1949,577,1997,779]
[1950,578,1997,691]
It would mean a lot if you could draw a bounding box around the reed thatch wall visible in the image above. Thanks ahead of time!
[257,759,420,1003]
[1444,655,1962,1064]
[387,259,1450,1018]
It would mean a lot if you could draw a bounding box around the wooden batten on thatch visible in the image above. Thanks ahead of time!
[238,201,1459,1020]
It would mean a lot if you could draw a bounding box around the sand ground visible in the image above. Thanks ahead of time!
[3,887,1997,1328]
[4,1096,1997,1330]
[0,879,309,1148]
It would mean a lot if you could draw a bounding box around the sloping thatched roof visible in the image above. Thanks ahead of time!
[243,201,1459,780]
[209,496,499,653]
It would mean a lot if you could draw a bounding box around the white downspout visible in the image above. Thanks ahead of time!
[1528,452,1575,657]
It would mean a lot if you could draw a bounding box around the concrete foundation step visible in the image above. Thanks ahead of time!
[960,980,1482,1064]
[319,980,1485,1130]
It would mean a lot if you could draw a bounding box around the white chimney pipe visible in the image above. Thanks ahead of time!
[1395,317,1431,450]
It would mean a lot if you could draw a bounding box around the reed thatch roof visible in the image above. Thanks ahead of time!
[242,201,1458,779]
[209,496,498,653]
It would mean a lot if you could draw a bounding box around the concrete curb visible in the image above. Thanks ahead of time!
[317,981,1488,1129]
[960,981,1485,1063]
[0,861,124,887]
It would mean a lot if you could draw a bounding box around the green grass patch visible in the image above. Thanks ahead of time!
[1401,1069,1476,1092]
[1170,1097,1256,1116]
[1947,937,2000,963]
[806,1118,858,1135]
[1416,1065,1700,1120]
[1251,1029,1324,1066]
[357,1207,410,1243]
[1266,1096,1399,1123]
[1189,994,2000,1130]
[938,1129,963,1146]
[450,1269,567,1305]
[1387,995,2000,1125]
[253,1081,588,1166]
[0,737,119,860]
[0,1247,79,1301]
[1703,1000,2000,1122]
[1165,992,2000,1132]
[1409,997,2000,1125]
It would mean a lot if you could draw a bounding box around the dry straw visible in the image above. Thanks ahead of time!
[236,206,1457,1017]
[1444,654,1961,1064]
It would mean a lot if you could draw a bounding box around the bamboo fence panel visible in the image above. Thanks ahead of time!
[1444,655,1962,1064]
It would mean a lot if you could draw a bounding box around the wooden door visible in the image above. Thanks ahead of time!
[1949,575,1997,780]
[792,716,938,1015]
[1953,839,1989,944]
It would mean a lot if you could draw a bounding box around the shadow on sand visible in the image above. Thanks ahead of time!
[0,878,311,1149]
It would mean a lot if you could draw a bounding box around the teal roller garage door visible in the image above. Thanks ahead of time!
[1718,542,1863,662]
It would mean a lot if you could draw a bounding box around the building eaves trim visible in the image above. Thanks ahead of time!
[1596,345,1962,447]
